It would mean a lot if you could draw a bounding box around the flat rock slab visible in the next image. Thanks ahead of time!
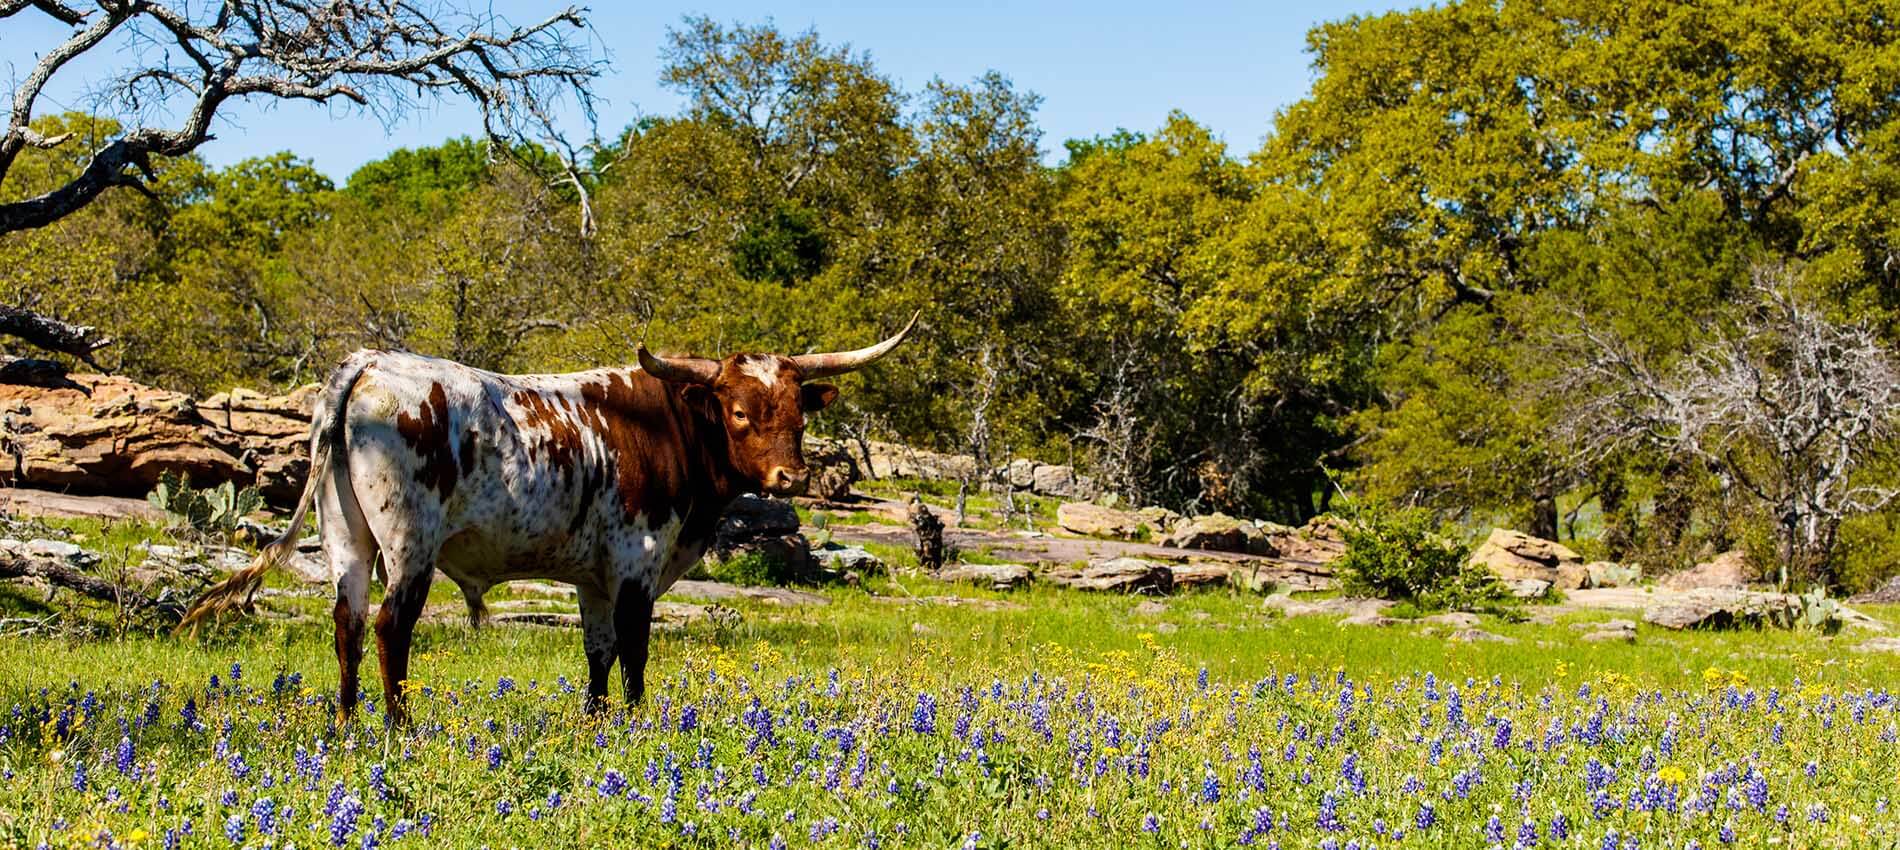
[871,595,1027,612]
[1046,558,1173,594]
[1643,589,1798,630]
[827,522,1335,587]
[667,580,830,606]
[1853,637,1900,654]
[0,490,163,522]
[1263,595,1393,620]
[936,563,1033,591]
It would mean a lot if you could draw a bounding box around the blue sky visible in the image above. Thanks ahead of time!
[4,1,1408,180]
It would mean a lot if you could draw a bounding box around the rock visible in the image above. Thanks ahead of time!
[871,595,1027,612]
[1227,559,1336,594]
[1005,458,1038,489]
[1421,611,1481,628]
[1580,620,1637,643]
[1585,561,1641,589]
[1661,550,1751,591]
[1262,595,1392,620]
[716,495,802,546]
[1133,599,1168,617]
[1163,513,1273,555]
[1031,464,1077,497]
[1045,557,1173,594]
[803,440,859,502]
[1169,562,1232,590]
[1340,613,1400,627]
[667,580,830,606]
[1470,529,1588,590]
[25,539,99,567]
[1266,516,1348,564]
[1850,575,1900,604]
[1853,637,1900,654]
[1504,578,1554,599]
[1642,588,1797,630]
[0,375,322,509]
[1055,502,1150,540]
[936,563,1034,591]
[1449,628,1516,644]
[813,544,883,575]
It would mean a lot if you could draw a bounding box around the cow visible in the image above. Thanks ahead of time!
[179,315,916,724]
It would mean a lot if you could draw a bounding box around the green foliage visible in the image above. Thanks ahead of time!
[146,472,264,537]
[1334,500,1510,612]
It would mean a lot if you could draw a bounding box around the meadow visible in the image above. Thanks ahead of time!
[3,569,1900,850]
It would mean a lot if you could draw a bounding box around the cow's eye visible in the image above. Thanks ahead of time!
[731,408,747,423]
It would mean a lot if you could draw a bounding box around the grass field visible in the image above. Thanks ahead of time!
[4,550,1900,848]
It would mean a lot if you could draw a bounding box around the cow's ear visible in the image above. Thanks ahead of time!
[681,384,720,420]
[801,383,839,412]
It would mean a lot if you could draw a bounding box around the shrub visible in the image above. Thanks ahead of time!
[1334,501,1512,612]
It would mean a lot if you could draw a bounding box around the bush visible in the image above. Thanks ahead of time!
[1335,501,1512,612]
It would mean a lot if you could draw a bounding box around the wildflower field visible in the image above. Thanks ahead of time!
[3,580,1900,850]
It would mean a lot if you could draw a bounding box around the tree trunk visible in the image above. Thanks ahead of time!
[1528,488,1559,542]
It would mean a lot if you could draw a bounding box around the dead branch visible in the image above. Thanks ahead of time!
[0,305,113,367]
[2,0,601,235]
[0,550,183,622]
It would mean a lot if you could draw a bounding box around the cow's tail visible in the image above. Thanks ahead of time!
[176,355,374,635]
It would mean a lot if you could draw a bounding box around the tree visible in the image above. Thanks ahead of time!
[1565,264,1900,589]
[1,0,598,235]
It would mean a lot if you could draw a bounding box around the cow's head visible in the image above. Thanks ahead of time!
[637,313,918,497]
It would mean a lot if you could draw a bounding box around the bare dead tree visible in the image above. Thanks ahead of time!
[955,344,1001,526]
[2,0,602,235]
[1561,263,1900,588]
[1074,344,1150,506]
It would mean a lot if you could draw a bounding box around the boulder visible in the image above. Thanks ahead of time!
[0,375,320,509]
[1055,502,1149,540]
[813,544,884,575]
[715,495,802,549]
[1226,559,1336,594]
[1267,517,1348,564]
[1504,577,1554,599]
[1163,513,1273,555]
[1005,458,1038,490]
[936,562,1034,591]
[1585,561,1641,589]
[1045,557,1172,594]
[1642,589,1797,630]
[1031,464,1076,497]
[1661,550,1751,591]
[1470,529,1588,590]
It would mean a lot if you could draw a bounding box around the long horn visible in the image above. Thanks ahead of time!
[638,347,721,384]
[790,311,920,379]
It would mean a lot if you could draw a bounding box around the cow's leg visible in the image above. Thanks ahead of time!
[614,579,655,706]
[374,561,434,726]
[320,460,377,724]
[578,585,617,714]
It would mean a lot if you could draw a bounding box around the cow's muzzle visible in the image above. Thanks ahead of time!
[764,466,810,496]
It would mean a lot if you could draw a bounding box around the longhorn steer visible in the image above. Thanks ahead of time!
[181,316,915,723]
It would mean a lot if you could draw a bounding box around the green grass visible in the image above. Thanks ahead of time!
[6,541,1900,847]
